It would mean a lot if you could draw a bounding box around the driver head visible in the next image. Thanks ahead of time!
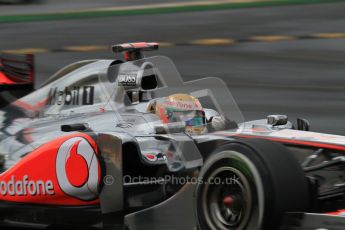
[148,93,207,135]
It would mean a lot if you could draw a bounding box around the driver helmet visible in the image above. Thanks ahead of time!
[148,93,206,135]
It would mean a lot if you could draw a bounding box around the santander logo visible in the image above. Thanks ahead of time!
[56,137,100,201]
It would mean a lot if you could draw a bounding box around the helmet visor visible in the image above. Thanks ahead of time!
[166,108,206,127]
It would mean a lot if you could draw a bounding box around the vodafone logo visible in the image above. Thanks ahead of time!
[56,137,99,201]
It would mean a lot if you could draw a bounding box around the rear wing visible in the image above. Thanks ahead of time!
[0,54,35,108]
[112,42,159,61]
[0,53,35,85]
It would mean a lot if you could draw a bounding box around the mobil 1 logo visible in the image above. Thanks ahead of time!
[48,86,95,106]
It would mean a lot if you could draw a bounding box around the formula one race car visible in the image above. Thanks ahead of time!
[0,53,34,108]
[0,42,345,230]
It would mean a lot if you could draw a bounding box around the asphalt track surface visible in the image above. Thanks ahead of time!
[0,1,345,135]
[0,0,211,15]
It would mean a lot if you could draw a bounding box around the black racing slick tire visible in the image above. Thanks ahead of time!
[195,138,310,230]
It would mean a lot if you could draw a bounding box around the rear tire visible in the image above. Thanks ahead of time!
[195,139,310,230]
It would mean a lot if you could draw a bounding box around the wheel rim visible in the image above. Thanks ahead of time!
[202,166,252,230]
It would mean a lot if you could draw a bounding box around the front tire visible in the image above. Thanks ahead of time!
[195,139,310,230]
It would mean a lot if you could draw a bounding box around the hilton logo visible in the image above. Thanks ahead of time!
[48,86,95,106]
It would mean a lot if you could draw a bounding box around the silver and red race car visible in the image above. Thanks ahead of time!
[0,42,345,230]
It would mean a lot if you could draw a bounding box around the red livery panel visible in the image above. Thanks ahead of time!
[0,133,101,206]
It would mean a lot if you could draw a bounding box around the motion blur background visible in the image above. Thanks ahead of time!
[0,0,344,134]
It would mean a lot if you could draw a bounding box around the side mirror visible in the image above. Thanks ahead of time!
[267,115,288,126]
[61,123,89,132]
[296,118,310,131]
